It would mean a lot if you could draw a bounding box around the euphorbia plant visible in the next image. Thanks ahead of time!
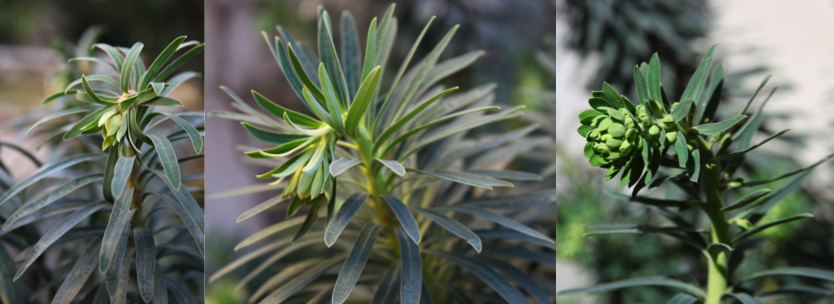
[0,35,205,303]
[210,4,555,304]
[560,45,834,303]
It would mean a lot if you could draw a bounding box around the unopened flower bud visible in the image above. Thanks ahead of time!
[649,125,660,137]
[665,131,677,143]
[605,138,623,149]
[608,123,626,137]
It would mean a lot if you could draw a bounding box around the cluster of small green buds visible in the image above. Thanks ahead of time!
[97,93,133,150]
[579,100,650,171]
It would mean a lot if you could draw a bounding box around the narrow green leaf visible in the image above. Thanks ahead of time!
[0,245,21,304]
[64,105,116,140]
[430,251,530,304]
[634,65,649,106]
[732,86,778,145]
[318,64,346,133]
[139,36,186,89]
[68,57,118,73]
[667,294,699,304]
[487,259,553,304]
[119,43,144,92]
[93,43,124,71]
[325,193,369,247]
[166,278,196,304]
[725,293,764,304]
[601,82,624,108]
[341,11,362,100]
[371,264,402,304]
[739,75,773,115]
[745,170,814,225]
[681,57,712,103]
[259,254,346,304]
[252,90,321,128]
[380,196,421,244]
[139,96,183,107]
[414,208,482,252]
[101,147,120,203]
[458,191,555,209]
[558,276,705,298]
[318,10,350,106]
[698,64,724,124]
[742,267,834,283]
[732,213,812,245]
[695,115,747,135]
[467,170,541,181]
[109,248,134,303]
[134,228,156,303]
[375,158,406,176]
[100,188,134,273]
[744,152,834,188]
[51,236,103,304]
[411,169,513,190]
[162,113,203,153]
[721,189,772,212]
[154,43,204,82]
[234,217,305,251]
[145,180,205,256]
[3,174,103,229]
[148,134,181,189]
[397,228,422,304]
[330,158,361,176]
[436,205,554,245]
[14,202,106,280]
[377,87,458,146]
[648,53,662,104]
[301,85,335,127]
[717,129,790,161]
[361,18,378,82]
[671,99,692,122]
[288,43,327,102]
[111,156,135,200]
[241,122,306,146]
[333,223,382,304]
[65,75,119,94]
[345,66,381,136]
[237,196,286,223]
[675,131,688,168]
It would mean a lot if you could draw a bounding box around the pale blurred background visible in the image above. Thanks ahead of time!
[556,0,834,303]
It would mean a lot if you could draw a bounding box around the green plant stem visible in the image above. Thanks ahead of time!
[695,135,728,304]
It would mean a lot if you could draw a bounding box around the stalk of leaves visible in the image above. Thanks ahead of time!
[0,35,205,303]
[560,44,834,303]
[209,4,555,304]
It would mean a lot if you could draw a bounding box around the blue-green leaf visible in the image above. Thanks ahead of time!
[601,82,624,109]
[414,208,481,252]
[487,259,552,304]
[0,245,21,304]
[252,90,321,128]
[436,205,553,245]
[681,57,712,104]
[667,293,699,304]
[743,267,834,283]
[14,202,107,280]
[648,53,662,104]
[375,158,406,176]
[675,131,688,168]
[3,173,103,229]
[154,43,204,82]
[111,156,135,200]
[259,254,346,304]
[633,65,649,106]
[52,236,103,304]
[237,196,286,223]
[720,128,789,161]
[153,261,168,304]
[732,213,812,245]
[330,158,362,176]
[119,43,144,92]
[383,196,421,244]
[333,223,382,304]
[345,66,381,136]
[139,36,186,89]
[162,113,203,153]
[430,251,530,304]
[148,133,181,190]
[371,264,401,304]
[325,193,369,247]
[558,276,705,298]
[671,99,692,122]
[397,228,422,304]
[695,115,747,135]
[724,293,763,304]
[100,188,134,273]
[341,11,362,100]
[721,189,772,212]
[134,228,156,303]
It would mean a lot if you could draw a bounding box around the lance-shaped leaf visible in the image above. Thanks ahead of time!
[111,156,135,200]
[3,173,103,229]
[742,267,834,283]
[287,43,326,102]
[376,87,458,147]
[148,134,181,190]
[721,189,772,212]
[375,158,406,176]
[154,43,204,82]
[341,11,361,99]
[292,196,325,241]
[648,53,662,104]
[330,157,361,176]
[162,113,203,153]
[100,188,134,273]
[361,18,378,81]
[468,170,541,181]
[109,248,134,303]
[671,99,692,123]
[102,147,120,203]
[237,196,286,223]
[397,228,422,304]
[63,105,116,140]
[332,223,382,304]
[318,10,350,105]
[476,229,556,250]
[318,64,346,134]
[234,217,305,251]
[604,191,680,207]
[380,196,420,244]
[371,263,402,304]
[695,115,747,135]
[14,202,107,280]
[345,66,381,135]
[252,90,320,128]
[259,254,346,304]
[139,36,186,89]
[717,129,790,161]
[458,191,555,209]
[558,276,705,298]
[167,278,196,304]
[435,205,554,245]
[27,105,99,136]
[633,66,649,105]
[52,236,103,304]
[430,251,530,304]
[681,56,712,104]
[414,208,481,252]
[732,213,813,245]
[0,246,21,304]
[325,193,369,247]
[146,186,204,256]
[241,122,305,145]
[134,229,156,303]
[153,262,168,304]
[119,42,144,92]
[94,43,124,71]
[724,293,763,304]
[733,86,778,146]
[411,169,512,190]
[487,259,553,304]
[667,294,699,304]
[675,131,688,168]
[69,57,118,73]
